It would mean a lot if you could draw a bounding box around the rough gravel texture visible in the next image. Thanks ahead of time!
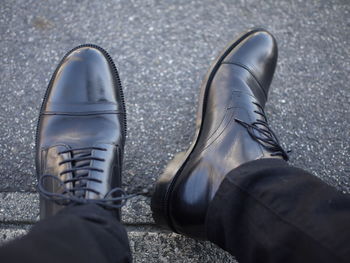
[0,0,349,262]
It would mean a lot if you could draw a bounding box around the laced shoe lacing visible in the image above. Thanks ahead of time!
[234,101,290,161]
[38,146,136,209]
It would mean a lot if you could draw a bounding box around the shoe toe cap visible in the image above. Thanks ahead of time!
[223,30,278,95]
[45,45,121,112]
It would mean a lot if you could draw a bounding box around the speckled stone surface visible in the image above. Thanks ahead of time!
[0,0,349,262]
[0,227,237,262]
[128,230,237,262]
[0,227,28,244]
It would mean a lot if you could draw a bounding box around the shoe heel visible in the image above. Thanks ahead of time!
[151,151,187,230]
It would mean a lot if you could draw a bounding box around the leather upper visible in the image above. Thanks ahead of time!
[223,31,278,97]
[44,47,122,112]
[36,46,126,219]
[168,30,281,238]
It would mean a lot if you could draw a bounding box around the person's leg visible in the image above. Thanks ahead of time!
[0,204,132,263]
[206,159,350,263]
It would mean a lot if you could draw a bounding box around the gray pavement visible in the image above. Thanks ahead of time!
[0,0,349,262]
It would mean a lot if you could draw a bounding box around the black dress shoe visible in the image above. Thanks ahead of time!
[151,29,288,239]
[36,44,128,220]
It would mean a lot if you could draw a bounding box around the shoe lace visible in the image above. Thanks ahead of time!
[37,146,136,209]
[234,102,290,161]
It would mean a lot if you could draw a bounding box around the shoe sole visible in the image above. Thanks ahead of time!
[35,44,127,178]
[151,28,266,231]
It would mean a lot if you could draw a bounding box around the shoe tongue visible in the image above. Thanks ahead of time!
[85,143,119,200]
[42,143,120,201]
[71,148,93,198]
[42,145,73,194]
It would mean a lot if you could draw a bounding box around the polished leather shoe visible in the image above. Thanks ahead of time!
[36,44,128,220]
[151,29,288,239]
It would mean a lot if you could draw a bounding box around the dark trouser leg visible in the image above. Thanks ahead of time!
[0,204,132,263]
[206,159,350,263]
